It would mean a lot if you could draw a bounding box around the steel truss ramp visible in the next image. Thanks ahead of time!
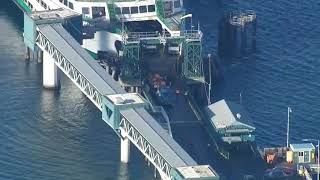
[36,30,104,110]
[183,39,204,82]
[120,116,172,179]
[33,23,211,180]
[18,2,221,176]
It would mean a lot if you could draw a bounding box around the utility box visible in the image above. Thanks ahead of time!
[102,93,147,130]
[290,143,315,164]
[171,165,220,180]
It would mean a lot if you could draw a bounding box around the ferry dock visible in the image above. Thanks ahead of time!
[11,0,319,179]
[15,2,220,180]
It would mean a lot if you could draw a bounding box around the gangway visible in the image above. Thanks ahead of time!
[23,8,219,180]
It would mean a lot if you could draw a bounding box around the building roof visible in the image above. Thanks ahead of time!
[206,99,255,132]
[290,143,315,152]
[106,93,145,106]
[30,8,79,23]
[176,165,217,178]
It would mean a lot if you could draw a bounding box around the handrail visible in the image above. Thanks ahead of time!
[123,30,202,43]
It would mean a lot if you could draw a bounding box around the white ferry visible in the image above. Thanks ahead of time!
[19,0,185,58]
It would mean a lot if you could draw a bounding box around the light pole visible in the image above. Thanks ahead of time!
[302,138,319,180]
[287,107,292,147]
[207,54,212,105]
[202,54,212,105]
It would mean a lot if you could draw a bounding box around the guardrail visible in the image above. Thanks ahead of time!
[123,30,202,43]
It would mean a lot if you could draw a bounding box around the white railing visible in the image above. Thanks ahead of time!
[303,166,313,180]
[119,116,172,180]
[149,105,172,137]
[36,31,103,111]
[123,30,202,43]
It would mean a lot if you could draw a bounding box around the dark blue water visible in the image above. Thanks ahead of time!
[1,0,320,179]
[187,0,320,147]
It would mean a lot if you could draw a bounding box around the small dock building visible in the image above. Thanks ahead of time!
[289,143,315,164]
[205,99,255,144]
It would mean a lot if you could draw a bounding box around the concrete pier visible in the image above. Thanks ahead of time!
[24,47,30,60]
[37,50,43,63]
[120,137,130,163]
[43,51,60,89]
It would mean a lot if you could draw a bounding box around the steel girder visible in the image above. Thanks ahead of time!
[182,39,203,81]
[36,32,103,110]
[121,42,141,83]
[119,116,172,180]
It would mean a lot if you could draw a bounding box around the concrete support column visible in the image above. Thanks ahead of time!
[43,51,60,89]
[37,50,43,63]
[112,68,116,79]
[25,47,30,60]
[120,137,130,163]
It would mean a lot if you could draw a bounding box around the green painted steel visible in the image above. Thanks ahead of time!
[122,31,204,82]
[121,42,141,84]
[156,0,165,21]
[182,39,204,82]
[14,0,32,13]
[101,94,147,131]
[23,13,37,51]
[141,39,161,45]
[155,0,174,31]
[241,134,255,142]
[85,49,98,60]
[107,3,117,23]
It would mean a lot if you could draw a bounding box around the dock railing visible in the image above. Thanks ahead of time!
[141,88,172,137]
[263,147,289,157]
[229,10,256,26]
[302,166,313,180]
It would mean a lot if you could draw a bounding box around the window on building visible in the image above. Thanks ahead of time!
[122,7,130,14]
[174,0,181,8]
[36,0,40,3]
[139,6,147,13]
[64,0,68,6]
[59,0,63,2]
[148,5,155,12]
[92,7,106,19]
[41,1,47,9]
[115,7,121,14]
[299,152,304,156]
[82,7,89,14]
[131,7,138,14]
[68,2,74,10]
